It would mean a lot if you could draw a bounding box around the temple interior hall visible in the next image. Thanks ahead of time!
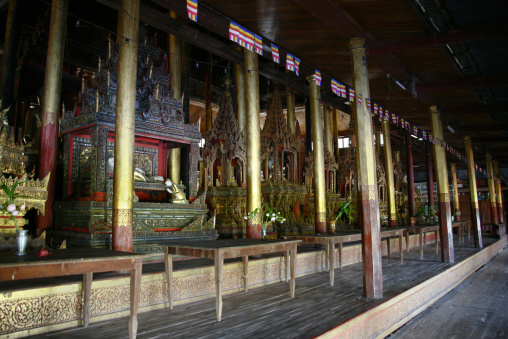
[0,0,506,338]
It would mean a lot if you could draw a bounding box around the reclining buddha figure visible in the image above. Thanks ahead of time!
[106,157,187,204]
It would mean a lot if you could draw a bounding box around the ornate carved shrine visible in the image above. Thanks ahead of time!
[204,87,306,237]
[260,90,306,235]
[304,135,342,230]
[50,30,216,253]
[0,104,50,232]
[203,77,248,237]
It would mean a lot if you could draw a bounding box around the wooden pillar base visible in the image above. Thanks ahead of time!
[471,205,483,248]
[438,195,454,263]
[247,222,261,239]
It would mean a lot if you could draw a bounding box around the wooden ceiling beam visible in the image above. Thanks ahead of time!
[471,137,508,142]
[367,24,508,55]
[95,0,350,113]
[292,0,437,106]
[416,77,508,92]
[441,105,508,115]
[461,124,508,132]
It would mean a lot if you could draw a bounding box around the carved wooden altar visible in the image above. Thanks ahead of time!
[204,87,306,238]
[0,106,50,233]
[50,30,216,253]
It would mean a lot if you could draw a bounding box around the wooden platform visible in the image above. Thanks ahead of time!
[28,235,506,339]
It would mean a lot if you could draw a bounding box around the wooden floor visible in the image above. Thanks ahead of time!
[30,235,502,339]
[388,245,508,339]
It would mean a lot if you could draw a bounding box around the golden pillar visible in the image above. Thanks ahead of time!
[494,161,504,224]
[236,54,246,131]
[430,106,454,263]
[323,104,333,155]
[486,154,498,225]
[37,0,68,234]
[382,119,396,226]
[375,130,382,160]
[307,74,327,233]
[464,135,483,248]
[168,11,182,184]
[112,0,139,252]
[244,49,262,238]
[332,108,338,157]
[349,37,382,299]
[287,84,296,135]
[450,163,460,222]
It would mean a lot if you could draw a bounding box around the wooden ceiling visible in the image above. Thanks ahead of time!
[5,0,508,165]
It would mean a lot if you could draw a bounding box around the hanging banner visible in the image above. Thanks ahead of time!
[187,0,198,21]
[286,53,295,71]
[229,21,240,43]
[349,88,355,102]
[271,44,280,63]
[294,57,300,76]
[315,70,322,86]
[373,103,379,115]
[254,34,263,55]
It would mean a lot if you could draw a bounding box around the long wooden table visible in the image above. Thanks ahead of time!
[164,239,300,321]
[0,248,144,339]
[283,228,405,286]
[404,225,439,259]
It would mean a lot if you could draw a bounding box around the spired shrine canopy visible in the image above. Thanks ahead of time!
[50,27,217,253]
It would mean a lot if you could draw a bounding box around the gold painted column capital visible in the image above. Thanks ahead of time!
[349,37,366,50]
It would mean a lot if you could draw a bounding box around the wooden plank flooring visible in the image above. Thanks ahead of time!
[388,243,508,339]
[30,236,501,339]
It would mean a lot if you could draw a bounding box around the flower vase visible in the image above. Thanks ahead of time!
[16,230,29,256]
[262,227,267,240]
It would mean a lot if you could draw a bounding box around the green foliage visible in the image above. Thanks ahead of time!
[0,178,29,231]
[335,200,354,223]
[416,204,438,224]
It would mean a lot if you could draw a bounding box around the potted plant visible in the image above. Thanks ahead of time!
[415,204,438,225]
[333,200,354,231]
[1,178,30,255]
[244,204,286,239]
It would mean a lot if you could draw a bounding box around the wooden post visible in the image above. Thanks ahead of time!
[464,136,483,248]
[0,0,21,122]
[168,11,182,185]
[245,49,262,238]
[494,161,504,224]
[112,0,139,252]
[286,73,296,135]
[451,163,460,221]
[382,119,396,226]
[323,104,333,155]
[430,106,454,263]
[486,154,498,225]
[349,38,383,299]
[236,55,246,132]
[37,0,68,234]
[405,128,416,221]
[426,140,435,208]
[307,74,327,233]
